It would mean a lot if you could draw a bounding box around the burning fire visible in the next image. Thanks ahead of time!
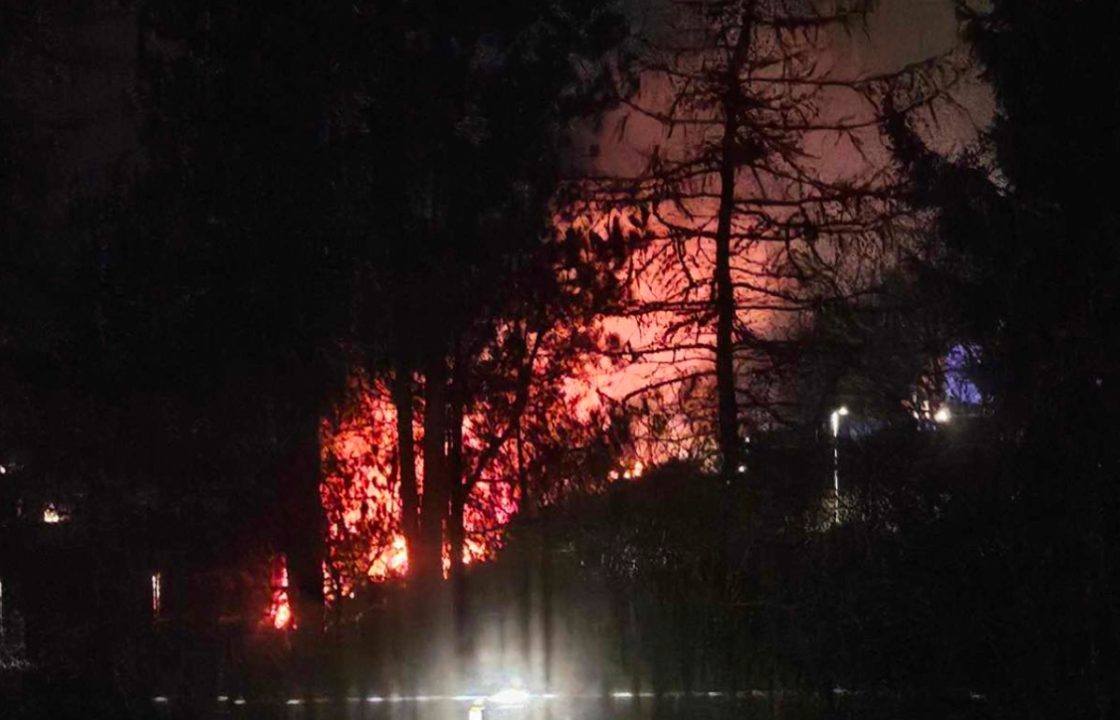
[319,376,522,599]
[267,554,294,630]
[313,197,789,603]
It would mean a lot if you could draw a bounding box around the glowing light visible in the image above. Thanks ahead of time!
[267,554,294,630]
[830,407,849,525]
[933,406,952,424]
[367,535,409,582]
[151,572,162,618]
[488,688,531,706]
[320,376,521,595]
[272,600,291,629]
[945,344,983,405]
[613,460,646,481]
[42,504,66,524]
[829,406,850,437]
[469,703,485,720]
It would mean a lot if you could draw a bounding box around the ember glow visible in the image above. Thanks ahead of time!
[316,212,776,598]
[320,376,521,598]
[267,554,294,630]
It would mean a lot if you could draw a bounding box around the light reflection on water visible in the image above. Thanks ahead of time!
[190,694,771,720]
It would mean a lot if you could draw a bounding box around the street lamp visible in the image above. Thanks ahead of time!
[830,406,849,524]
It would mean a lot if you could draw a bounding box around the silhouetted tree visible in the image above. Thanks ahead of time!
[332,1,631,591]
[584,0,959,476]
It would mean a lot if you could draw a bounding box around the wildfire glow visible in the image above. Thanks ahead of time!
[608,460,645,481]
[368,535,409,581]
[316,200,787,599]
[267,554,294,630]
[320,376,522,599]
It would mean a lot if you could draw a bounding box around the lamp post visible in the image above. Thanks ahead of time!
[830,406,849,524]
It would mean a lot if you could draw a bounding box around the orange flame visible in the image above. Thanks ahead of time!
[319,376,522,600]
[267,554,294,630]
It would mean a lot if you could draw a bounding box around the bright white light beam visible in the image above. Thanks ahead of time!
[488,688,531,706]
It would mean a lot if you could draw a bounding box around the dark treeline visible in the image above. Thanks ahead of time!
[536,3,1118,719]
[2,0,630,714]
[1,1,1118,719]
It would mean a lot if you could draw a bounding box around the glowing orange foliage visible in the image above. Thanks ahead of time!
[316,219,658,601]
[319,374,524,599]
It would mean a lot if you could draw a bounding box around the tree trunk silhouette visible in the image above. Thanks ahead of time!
[282,411,325,629]
[392,364,420,556]
[447,396,468,658]
[714,5,754,478]
[417,356,449,590]
[714,117,740,477]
